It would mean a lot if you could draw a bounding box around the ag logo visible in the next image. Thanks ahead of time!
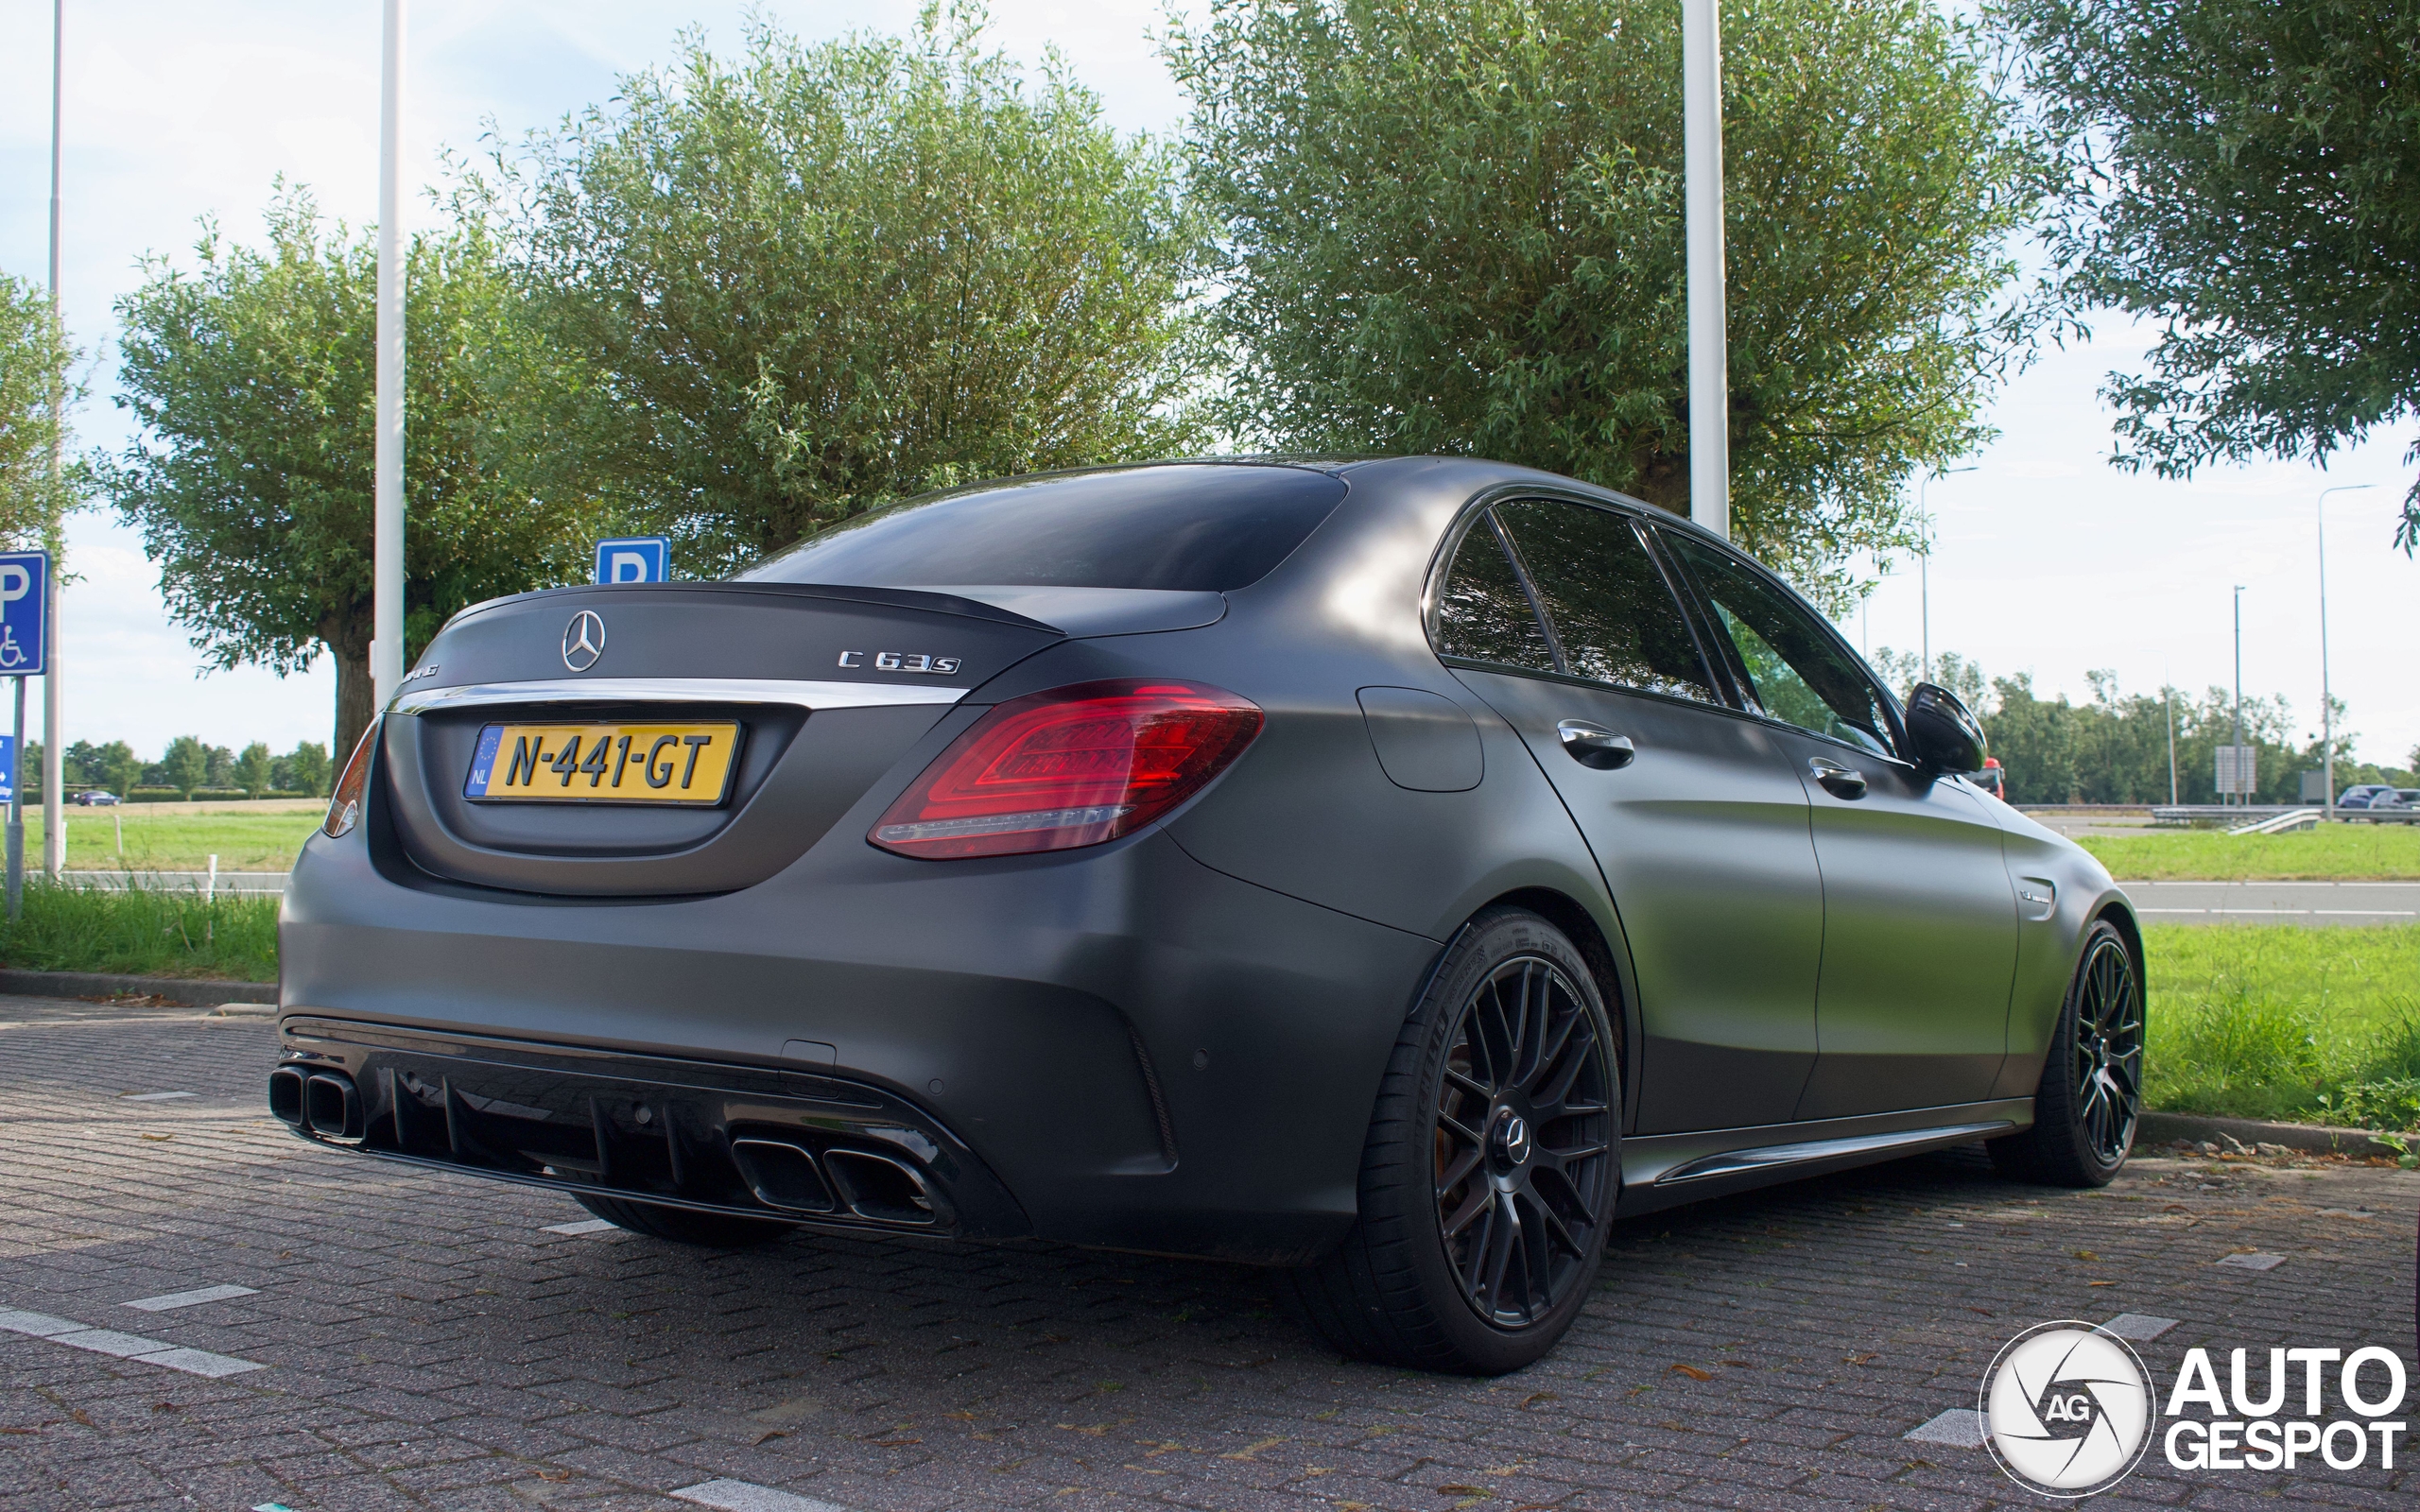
[1981,1321,2155,1497]
[562,610,606,673]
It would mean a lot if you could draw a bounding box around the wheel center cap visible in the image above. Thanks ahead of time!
[1492,1109,1532,1167]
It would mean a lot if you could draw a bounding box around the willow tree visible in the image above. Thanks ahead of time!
[1167,0,2054,601]
[475,10,1206,576]
[99,193,604,763]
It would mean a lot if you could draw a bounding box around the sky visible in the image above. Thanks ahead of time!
[2,0,2414,770]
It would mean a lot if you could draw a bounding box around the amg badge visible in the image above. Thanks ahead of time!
[837,651,960,675]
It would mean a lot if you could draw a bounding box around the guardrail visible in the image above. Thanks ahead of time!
[2151,805,2420,828]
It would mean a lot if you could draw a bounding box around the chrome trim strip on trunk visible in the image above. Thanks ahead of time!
[390,678,969,715]
[1650,1120,2013,1186]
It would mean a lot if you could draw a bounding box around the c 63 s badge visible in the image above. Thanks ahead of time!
[838,651,960,675]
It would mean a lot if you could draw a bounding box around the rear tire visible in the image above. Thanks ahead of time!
[1287,907,1620,1374]
[573,1194,794,1247]
[1989,919,2142,1188]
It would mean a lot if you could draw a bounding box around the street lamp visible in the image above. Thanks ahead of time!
[2316,483,2376,820]
[2232,584,2246,807]
[1684,0,1728,542]
[1918,465,1977,685]
[372,0,407,710]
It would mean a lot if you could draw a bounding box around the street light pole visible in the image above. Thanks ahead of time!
[1683,0,1728,542]
[2315,484,2375,821]
[372,0,407,711]
[1917,465,1976,685]
[2232,584,2246,806]
[43,0,62,877]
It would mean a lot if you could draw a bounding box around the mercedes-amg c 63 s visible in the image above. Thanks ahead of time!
[273,457,2143,1373]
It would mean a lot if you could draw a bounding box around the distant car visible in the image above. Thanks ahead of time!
[2338,784,2396,809]
[71,790,122,806]
[2395,789,2420,807]
[1971,756,2006,800]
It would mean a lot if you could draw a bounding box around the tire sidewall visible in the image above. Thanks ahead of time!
[1382,909,1620,1373]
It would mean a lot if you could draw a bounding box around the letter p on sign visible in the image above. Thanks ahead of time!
[592,537,670,586]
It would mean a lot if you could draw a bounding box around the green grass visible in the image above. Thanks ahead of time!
[53,806,322,872]
[2081,824,2420,881]
[2143,922,2420,1129]
[0,880,280,982]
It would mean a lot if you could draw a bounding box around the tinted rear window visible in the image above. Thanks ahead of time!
[738,465,1348,592]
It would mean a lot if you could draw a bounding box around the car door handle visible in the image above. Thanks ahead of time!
[1807,756,1867,799]
[1557,720,1636,770]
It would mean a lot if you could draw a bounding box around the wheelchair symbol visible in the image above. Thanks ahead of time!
[0,626,27,670]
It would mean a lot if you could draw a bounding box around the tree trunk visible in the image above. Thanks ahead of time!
[329,601,377,772]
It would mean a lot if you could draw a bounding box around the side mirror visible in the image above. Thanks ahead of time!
[1905,682,1986,774]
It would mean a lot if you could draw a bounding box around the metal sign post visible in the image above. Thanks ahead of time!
[0,550,52,921]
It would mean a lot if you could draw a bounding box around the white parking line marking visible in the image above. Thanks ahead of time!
[2102,1313,2181,1341]
[54,1327,183,1358]
[670,1481,857,1512]
[0,1302,266,1377]
[2215,1251,2285,1271]
[541,1218,619,1236]
[0,1309,82,1336]
[1904,1408,1987,1447]
[119,1091,197,1101]
[125,1285,257,1313]
[2312,909,2418,916]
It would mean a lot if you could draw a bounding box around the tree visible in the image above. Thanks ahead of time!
[91,740,140,799]
[1998,0,2420,549]
[282,740,332,798]
[473,9,1204,576]
[96,190,606,766]
[233,741,274,799]
[0,269,78,548]
[1167,0,2054,603]
[161,736,211,801]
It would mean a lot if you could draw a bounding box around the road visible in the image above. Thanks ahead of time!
[2120,879,2420,926]
[0,994,2411,1511]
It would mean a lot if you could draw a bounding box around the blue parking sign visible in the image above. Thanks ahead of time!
[0,733,13,804]
[0,551,46,677]
[594,537,670,585]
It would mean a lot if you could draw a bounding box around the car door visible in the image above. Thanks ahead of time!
[1655,529,2019,1119]
[1433,496,1825,1133]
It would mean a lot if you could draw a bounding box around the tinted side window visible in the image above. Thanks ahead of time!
[1495,499,1720,704]
[1663,534,1898,758]
[1432,513,1556,673]
[739,464,1346,592]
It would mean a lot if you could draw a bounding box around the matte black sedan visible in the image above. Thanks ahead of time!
[274,457,2143,1373]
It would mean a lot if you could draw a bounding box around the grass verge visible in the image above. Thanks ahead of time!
[2081,824,2420,880]
[0,880,279,982]
[2143,922,2420,1130]
[57,807,321,872]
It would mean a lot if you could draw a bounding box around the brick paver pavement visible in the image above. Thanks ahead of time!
[2,994,2412,1512]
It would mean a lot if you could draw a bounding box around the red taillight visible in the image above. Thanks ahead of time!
[323,717,381,838]
[870,679,1264,859]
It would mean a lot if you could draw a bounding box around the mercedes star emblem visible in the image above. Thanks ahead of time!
[562,610,607,673]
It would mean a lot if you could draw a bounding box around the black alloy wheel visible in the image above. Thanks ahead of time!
[1288,907,1620,1373]
[1990,919,2143,1187]
[2070,934,2145,1166]
[1434,956,1616,1327]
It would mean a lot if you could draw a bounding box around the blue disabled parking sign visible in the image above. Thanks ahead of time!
[594,537,670,585]
[0,550,47,677]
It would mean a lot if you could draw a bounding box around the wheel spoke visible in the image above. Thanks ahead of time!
[1443,1064,1494,1100]
[1434,1144,1482,1197]
[1442,1183,1491,1240]
[1438,1109,1485,1148]
[1478,1194,1520,1309]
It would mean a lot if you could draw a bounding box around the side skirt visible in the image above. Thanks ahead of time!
[1614,1098,2032,1218]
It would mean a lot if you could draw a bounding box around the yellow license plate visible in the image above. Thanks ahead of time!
[465,722,742,804]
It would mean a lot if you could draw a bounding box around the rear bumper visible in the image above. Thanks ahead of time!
[279,825,1441,1263]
